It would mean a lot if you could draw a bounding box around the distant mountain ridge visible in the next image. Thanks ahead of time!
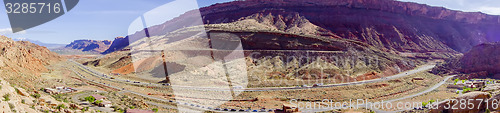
[14,38,66,49]
[104,0,500,55]
[63,39,112,53]
[102,36,128,54]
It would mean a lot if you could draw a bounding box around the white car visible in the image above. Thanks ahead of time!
[233,86,243,89]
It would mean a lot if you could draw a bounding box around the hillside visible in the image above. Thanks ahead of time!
[105,0,500,55]
[0,35,64,91]
[82,24,423,87]
[0,36,62,75]
[459,42,500,78]
[431,42,500,79]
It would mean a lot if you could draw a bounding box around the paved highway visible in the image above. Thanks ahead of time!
[69,59,436,91]
[302,75,456,112]
[68,62,207,112]
[69,60,275,112]
[69,59,439,112]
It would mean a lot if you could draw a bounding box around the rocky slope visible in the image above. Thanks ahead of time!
[0,36,62,75]
[459,42,500,78]
[106,0,500,55]
[102,36,129,54]
[0,35,63,92]
[432,42,500,79]
[63,39,112,53]
[85,25,420,86]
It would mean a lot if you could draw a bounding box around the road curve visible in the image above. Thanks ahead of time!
[302,75,456,113]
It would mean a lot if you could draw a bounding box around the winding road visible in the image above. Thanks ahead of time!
[68,59,442,112]
[69,59,436,91]
[302,75,456,112]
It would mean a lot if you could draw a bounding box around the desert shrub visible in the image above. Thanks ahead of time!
[3,93,10,101]
[84,96,95,103]
[8,103,14,109]
[56,104,66,109]
[422,101,428,107]
[95,100,103,104]
[429,99,435,104]
[31,93,41,99]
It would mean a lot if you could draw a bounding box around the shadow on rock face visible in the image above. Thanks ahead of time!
[150,62,186,79]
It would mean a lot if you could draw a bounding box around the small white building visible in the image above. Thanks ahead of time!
[99,101,112,107]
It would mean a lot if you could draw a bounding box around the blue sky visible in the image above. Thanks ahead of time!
[0,0,233,44]
[398,0,500,15]
[0,0,499,44]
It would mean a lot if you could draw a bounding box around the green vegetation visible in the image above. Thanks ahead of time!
[114,107,125,113]
[56,104,66,111]
[31,93,41,99]
[463,87,477,93]
[486,109,491,113]
[21,99,25,104]
[95,100,103,104]
[464,88,470,93]
[52,94,66,102]
[152,108,158,112]
[3,93,10,101]
[429,99,436,104]
[422,101,428,107]
[84,96,96,103]
[8,103,15,110]
[14,88,20,95]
